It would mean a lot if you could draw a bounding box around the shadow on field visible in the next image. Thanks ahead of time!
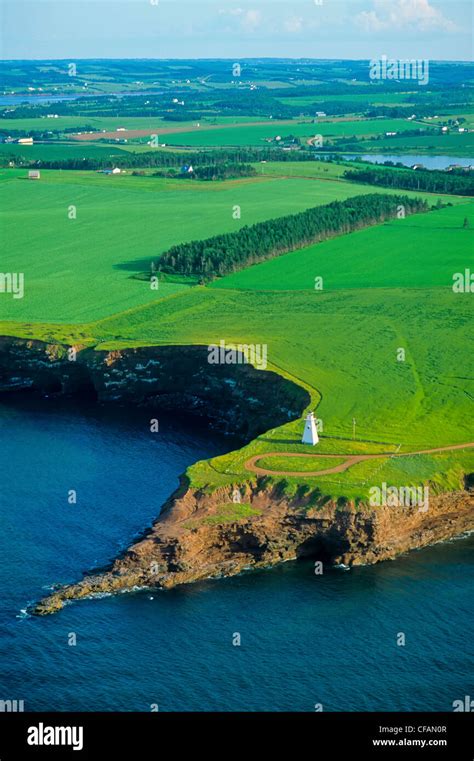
[113,257,154,272]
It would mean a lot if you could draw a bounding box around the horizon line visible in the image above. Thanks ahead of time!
[1,56,473,63]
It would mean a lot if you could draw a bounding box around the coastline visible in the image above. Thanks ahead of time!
[1,335,472,615]
[32,474,474,615]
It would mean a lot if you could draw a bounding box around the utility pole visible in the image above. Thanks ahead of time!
[352,418,356,440]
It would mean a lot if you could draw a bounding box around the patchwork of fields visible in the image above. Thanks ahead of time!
[152,118,436,147]
[2,165,466,322]
[1,93,473,503]
[2,168,374,321]
[211,203,474,291]
[3,195,472,499]
[0,142,129,161]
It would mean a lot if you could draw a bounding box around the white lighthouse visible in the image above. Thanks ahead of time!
[302,411,319,445]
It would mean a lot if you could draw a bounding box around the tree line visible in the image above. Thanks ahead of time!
[1,147,336,170]
[344,167,474,196]
[149,163,257,181]
[157,194,429,280]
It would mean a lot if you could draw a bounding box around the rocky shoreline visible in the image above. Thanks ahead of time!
[32,478,474,615]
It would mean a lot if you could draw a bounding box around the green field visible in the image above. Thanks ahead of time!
[254,161,352,179]
[255,455,348,472]
[87,278,472,451]
[159,119,433,147]
[2,164,469,323]
[5,192,472,487]
[1,128,473,505]
[1,167,392,322]
[357,132,474,155]
[278,93,417,106]
[0,142,129,161]
[210,204,474,292]
[0,116,181,132]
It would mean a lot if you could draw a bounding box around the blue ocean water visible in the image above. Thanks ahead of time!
[0,396,472,712]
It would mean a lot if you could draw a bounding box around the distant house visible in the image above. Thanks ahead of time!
[98,167,121,175]
[411,164,424,170]
[315,111,326,117]
[447,164,463,171]
[180,165,194,174]
[18,137,33,145]
[385,132,397,136]
[28,170,41,180]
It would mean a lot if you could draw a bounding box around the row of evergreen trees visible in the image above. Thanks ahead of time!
[191,162,257,180]
[2,146,330,171]
[344,167,474,196]
[157,194,428,280]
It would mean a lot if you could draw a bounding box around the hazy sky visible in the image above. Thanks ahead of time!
[0,0,472,61]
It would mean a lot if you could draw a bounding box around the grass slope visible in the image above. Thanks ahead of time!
[3,166,460,322]
[1,170,383,322]
[210,204,474,292]
[1,171,473,502]
[160,119,434,147]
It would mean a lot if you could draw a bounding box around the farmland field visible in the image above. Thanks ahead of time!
[7,277,473,475]
[1,165,469,323]
[357,132,474,155]
[1,60,473,503]
[277,93,418,106]
[0,116,186,132]
[1,167,396,322]
[155,118,435,147]
[0,114,277,134]
[0,142,129,161]
[210,203,474,292]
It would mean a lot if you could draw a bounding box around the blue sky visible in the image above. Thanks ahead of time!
[0,0,472,60]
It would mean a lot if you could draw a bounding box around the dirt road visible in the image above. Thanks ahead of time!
[244,443,474,477]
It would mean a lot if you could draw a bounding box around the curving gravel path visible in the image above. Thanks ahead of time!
[244,443,474,477]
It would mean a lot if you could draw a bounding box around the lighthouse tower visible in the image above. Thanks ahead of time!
[302,411,319,445]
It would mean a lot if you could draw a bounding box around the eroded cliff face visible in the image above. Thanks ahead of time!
[0,337,309,438]
[33,479,474,615]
